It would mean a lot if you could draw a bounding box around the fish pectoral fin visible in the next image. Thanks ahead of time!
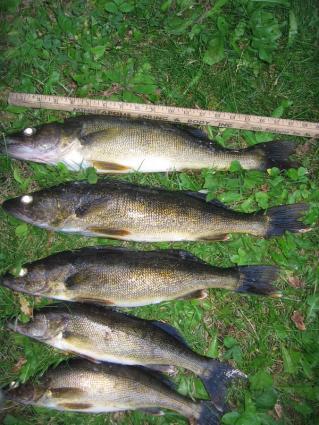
[91,160,131,172]
[58,403,92,410]
[51,387,86,399]
[175,289,208,300]
[87,227,130,237]
[199,233,229,241]
[139,408,165,416]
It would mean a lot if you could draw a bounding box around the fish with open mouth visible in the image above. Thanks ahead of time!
[1,359,226,424]
[7,303,246,408]
[1,180,310,242]
[2,115,299,173]
[1,247,281,306]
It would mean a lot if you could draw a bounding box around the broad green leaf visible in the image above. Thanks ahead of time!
[250,370,273,390]
[203,33,225,65]
[255,191,268,209]
[15,223,29,238]
[91,45,106,60]
[105,2,118,13]
[222,411,240,424]
[119,2,134,13]
[206,0,230,16]
[224,335,237,348]
[229,160,243,172]
[255,388,277,409]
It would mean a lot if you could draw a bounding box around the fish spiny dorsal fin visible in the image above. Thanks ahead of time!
[151,320,190,348]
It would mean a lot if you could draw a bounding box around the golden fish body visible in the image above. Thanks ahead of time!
[4,115,298,172]
[2,180,309,242]
[1,247,280,306]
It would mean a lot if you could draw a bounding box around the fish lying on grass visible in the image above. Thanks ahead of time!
[2,115,299,173]
[1,247,281,306]
[1,180,310,242]
[1,359,224,424]
[7,304,246,408]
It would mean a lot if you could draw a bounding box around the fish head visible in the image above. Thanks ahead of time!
[7,310,68,341]
[6,381,47,405]
[2,123,65,164]
[2,187,73,229]
[1,260,72,297]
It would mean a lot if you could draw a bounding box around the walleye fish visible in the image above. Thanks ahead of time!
[1,247,281,306]
[2,115,298,173]
[2,359,222,424]
[1,180,310,242]
[7,304,246,408]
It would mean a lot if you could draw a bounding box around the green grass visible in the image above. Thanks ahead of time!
[0,0,319,424]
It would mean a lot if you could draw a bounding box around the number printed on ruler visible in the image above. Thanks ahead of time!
[8,92,319,138]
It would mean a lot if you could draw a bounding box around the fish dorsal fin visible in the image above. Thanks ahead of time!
[151,320,189,348]
[185,192,231,209]
[176,125,210,140]
[164,249,204,263]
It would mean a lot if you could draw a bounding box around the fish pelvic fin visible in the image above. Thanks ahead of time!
[175,289,208,301]
[265,203,311,237]
[200,360,247,412]
[248,140,299,170]
[196,401,221,425]
[236,266,281,297]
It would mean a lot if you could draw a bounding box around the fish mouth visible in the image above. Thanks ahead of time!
[2,197,35,224]
[2,136,58,163]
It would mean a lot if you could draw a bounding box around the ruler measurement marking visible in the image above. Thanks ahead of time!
[8,92,319,137]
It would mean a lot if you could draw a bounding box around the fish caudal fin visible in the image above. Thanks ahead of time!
[266,203,310,237]
[236,266,281,297]
[253,140,298,169]
[196,401,221,425]
[201,361,246,412]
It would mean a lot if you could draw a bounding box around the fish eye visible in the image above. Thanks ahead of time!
[21,195,33,204]
[23,127,36,136]
[18,267,28,277]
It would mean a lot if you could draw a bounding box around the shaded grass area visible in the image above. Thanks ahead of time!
[0,1,319,424]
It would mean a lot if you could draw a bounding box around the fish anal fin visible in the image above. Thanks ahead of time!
[200,233,229,241]
[139,408,165,416]
[145,364,177,376]
[175,289,208,301]
[151,320,189,348]
[92,160,131,172]
[59,403,92,410]
[87,227,130,237]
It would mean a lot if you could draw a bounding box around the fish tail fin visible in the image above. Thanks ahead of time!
[265,203,310,237]
[252,140,299,169]
[196,401,221,425]
[236,265,281,297]
[200,360,247,412]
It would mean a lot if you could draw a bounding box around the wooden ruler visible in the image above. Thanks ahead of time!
[8,92,319,138]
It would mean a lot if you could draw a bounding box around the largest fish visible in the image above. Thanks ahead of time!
[2,115,298,173]
[1,180,310,241]
[1,359,221,424]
